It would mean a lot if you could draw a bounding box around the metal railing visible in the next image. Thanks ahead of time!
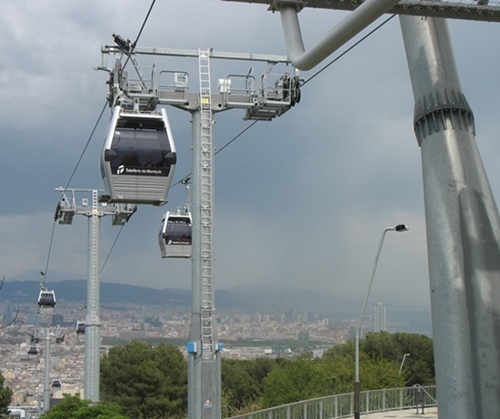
[227,386,437,419]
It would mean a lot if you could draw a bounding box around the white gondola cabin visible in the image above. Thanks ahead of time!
[51,379,62,388]
[38,288,56,314]
[159,212,192,258]
[100,106,177,205]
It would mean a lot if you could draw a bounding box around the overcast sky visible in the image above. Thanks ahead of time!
[1,0,499,308]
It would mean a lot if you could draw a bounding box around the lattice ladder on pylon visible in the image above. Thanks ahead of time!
[198,49,215,358]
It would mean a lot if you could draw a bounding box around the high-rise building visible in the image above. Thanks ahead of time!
[373,302,387,332]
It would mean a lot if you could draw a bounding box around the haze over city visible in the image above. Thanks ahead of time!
[2,0,499,309]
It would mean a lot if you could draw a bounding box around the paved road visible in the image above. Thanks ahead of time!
[359,409,438,418]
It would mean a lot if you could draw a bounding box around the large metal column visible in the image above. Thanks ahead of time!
[186,49,221,419]
[84,190,101,402]
[188,106,221,419]
[55,188,133,403]
[188,109,203,419]
[400,16,500,419]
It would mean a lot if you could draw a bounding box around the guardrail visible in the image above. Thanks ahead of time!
[228,385,437,419]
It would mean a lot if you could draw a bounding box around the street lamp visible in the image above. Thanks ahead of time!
[354,224,409,419]
[399,353,411,374]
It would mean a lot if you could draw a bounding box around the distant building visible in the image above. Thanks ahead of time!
[265,346,293,359]
[373,302,387,332]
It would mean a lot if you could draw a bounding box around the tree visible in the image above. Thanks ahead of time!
[0,370,12,418]
[221,357,280,412]
[222,360,261,410]
[362,332,435,386]
[362,331,400,360]
[321,349,405,393]
[322,334,421,391]
[261,354,328,408]
[359,356,405,390]
[100,341,187,419]
[40,395,128,419]
[317,353,358,394]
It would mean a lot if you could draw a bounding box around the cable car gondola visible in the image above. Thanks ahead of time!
[27,345,39,356]
[159,211,192,258]
[51,378,62,388]
[38,288,56,314]
[100,106,177,205]
[76,321,85,335]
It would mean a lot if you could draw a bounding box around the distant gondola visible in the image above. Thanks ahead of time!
[38,288,56,313]
[100,106,177,205]
[159,212,192,258]
[76,321,85,335]
[51,379,62,388]
[27,345,39,356]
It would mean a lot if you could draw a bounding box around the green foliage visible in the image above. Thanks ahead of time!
[261,355,330,408]
[0,370,12,418]
[100,341,187,419]
[222,360,261,409]
[316,354,357,394]
[221,357,282,413]
[40,395,128,419]
[359,357,405,390]
[361,332,435,386]
[259,352,406,408]
[96,333,434,415]
[255,332,433,409]
[362,331,400,360]
[323,339,355,359]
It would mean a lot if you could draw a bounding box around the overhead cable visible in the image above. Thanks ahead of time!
[45,0,158,280]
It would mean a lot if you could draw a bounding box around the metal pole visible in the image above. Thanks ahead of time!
[400,16,500,419]
[187,102,221,419]
[279,0,400,70]
[84,191,101,402]
[56,189,124,403]
[354,225,408,419]
[43,333,51,412]
[188,110,202,419]
[37,393,42,417]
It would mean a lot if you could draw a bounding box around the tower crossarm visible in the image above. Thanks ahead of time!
[223,0,500,23]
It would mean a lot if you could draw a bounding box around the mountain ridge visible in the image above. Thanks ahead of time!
[1,278,432,333]
[2,277,429,312]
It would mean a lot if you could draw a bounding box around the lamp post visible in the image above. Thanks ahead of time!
[354,224,409,419]
[399,353,411,374]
